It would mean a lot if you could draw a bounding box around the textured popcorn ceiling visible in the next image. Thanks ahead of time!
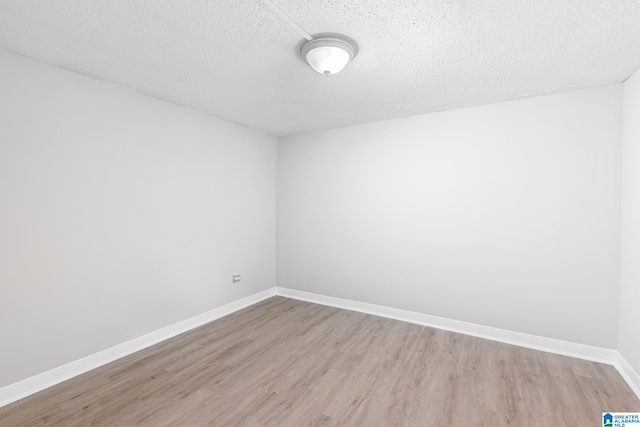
[0,0,639,136]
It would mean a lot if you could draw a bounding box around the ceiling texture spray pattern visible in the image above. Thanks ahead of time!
[0,0,639,135]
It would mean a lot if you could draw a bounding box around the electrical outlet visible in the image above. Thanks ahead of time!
[232,275,241,284]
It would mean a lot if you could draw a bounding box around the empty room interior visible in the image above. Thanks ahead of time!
[1,0,640,425]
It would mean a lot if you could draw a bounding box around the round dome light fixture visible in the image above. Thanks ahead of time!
[301,35,358,76]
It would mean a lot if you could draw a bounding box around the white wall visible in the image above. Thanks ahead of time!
[619,69,640,374]
[0,43,630,392]
[0,49,277,388]
[278,86,622,349]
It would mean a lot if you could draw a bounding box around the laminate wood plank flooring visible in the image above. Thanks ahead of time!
[1,296,638,426]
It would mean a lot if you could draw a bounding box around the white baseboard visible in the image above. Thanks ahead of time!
[2,285,639,409]
[614,353,640,399]
[276,287,640,400]
[276,287,617,364]
[0,287,276,408]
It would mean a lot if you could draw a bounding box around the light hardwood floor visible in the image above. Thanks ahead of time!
[1,296,638,426]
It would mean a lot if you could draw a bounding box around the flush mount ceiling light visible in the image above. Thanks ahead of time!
[261,0,358,76]
[300,36,358,76]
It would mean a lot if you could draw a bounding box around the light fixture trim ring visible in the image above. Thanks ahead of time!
[300,35,358,62]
